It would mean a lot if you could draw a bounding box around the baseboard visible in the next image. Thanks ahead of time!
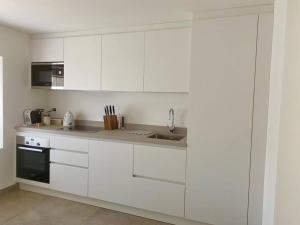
[19,183,208,225]
[0,183,19,194]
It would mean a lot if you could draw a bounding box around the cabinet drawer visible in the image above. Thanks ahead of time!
[50,136,88,153]
[134,145,186,183]
[131,176,185,217]
[50,163,88,196]
[50,149,88,168]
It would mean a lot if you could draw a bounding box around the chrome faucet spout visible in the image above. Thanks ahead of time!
[168,108,175,133]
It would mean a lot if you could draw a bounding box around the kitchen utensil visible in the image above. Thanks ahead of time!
[23,109,44,125]
[103,105,118,130]
[63,111,74,128]
[109,105,112,115]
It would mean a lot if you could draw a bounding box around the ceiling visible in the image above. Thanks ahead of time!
[0,0,273,34]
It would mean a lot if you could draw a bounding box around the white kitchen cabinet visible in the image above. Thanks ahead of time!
[88,140,134,206]
[144,28,191,93]
[31,38,63,62]
[134,145,186,183]
[50,163,88,196]
[131,176,185,217]
[64,35,101,90]
[185,15,259,225]
[50,136,89,196]
[50,149,88,168]
[102,32,144,91]
[50,136,89,153]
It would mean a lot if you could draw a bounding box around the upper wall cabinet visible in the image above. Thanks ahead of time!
[31,38,63,62]
[144,28,191,93]
[64,35,101,91]
[31,26,192,92]
[102,32,144,92]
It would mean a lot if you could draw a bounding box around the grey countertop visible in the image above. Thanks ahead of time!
[15,124,187,149]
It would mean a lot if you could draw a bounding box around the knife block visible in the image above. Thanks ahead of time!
[103,115,118,130]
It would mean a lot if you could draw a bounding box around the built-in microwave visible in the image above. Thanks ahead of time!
[31,62,64,89]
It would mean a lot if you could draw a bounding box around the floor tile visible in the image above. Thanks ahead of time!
[0,190,170,225]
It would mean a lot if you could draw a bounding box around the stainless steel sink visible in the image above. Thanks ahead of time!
[57,126,104,133]
[147,133,185,141]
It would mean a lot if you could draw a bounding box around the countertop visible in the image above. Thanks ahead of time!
[15,124,187,149]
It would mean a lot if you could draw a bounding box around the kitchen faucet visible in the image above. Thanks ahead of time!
[168,108,175,133]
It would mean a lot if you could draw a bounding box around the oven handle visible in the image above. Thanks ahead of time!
[18,146,44,152]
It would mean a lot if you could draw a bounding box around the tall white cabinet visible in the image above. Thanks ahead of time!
[186,15,266,225]
[64,35,102,90]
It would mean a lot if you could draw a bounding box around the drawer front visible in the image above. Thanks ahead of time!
[50,136,88,153]
[50,163,88,196]
[50,149,88,168]
[131,176,185,217]
[134,145,186,183]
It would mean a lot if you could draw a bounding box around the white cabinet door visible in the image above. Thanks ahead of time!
[144,28,191,93]
[102,32,144,91]
[31,38,63,62]
[88,140,134,206]
[50,149,88,168]
[131,176,185,217]
[134,145,186,183]
[186,15,258,225]
[50,136,89,153]
[50,163,88,196]
[64,35,101,90]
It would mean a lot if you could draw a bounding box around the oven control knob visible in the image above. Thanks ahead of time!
[25,141,29,145]
[36,143,40,146]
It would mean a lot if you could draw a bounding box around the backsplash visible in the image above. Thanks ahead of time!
[47,91,189,127]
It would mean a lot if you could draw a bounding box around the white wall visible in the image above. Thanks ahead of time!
[272,0,300,224]
[47,91,188,127]
[0,25,47,190]
[262,0,287,224]
[263,0,300,224]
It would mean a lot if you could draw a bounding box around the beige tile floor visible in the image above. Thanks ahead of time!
[0,190,170,225]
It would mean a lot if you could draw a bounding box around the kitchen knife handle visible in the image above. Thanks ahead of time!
[109,105,112,115]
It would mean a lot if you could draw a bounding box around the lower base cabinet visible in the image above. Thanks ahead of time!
[19,133,186,219]
[50,163,88,196]
[131,176,185,217]
[88,140,185,217]
[88,140,134,206]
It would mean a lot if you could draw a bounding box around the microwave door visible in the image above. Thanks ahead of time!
[31,64,53,88]
[51,75,64,90]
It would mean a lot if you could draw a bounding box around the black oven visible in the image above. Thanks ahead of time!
[31,62,64,89]
[16,136,50,184]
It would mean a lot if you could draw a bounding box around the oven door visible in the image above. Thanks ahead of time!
[31,62,64,89]
[16,144,50,183]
